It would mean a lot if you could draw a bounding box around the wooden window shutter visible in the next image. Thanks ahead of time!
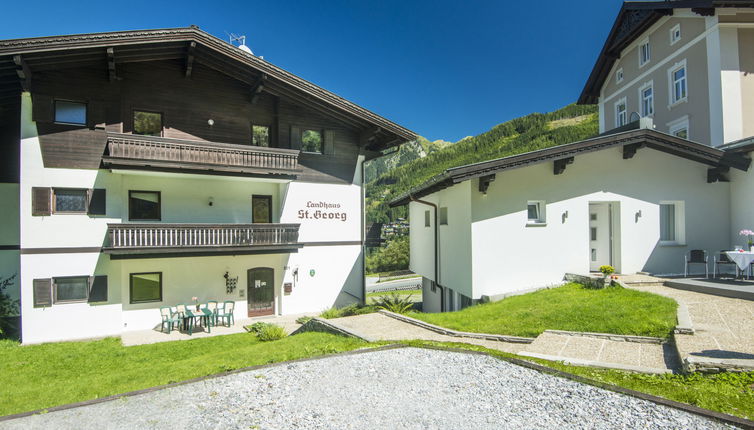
[31,187,52,216]
[31,94,54,123]
[33,278,52,307]
[87,188,106,215]
[290,126,301,150]
[324,130,335,155]
[88,275,108,303]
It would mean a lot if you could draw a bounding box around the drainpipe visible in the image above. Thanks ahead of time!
[409,194,444,312]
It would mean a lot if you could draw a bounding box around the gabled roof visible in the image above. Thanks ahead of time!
[388,126,751,207]
[0,27,415,151]
[578,1,754,105]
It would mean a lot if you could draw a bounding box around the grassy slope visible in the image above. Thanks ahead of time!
[407,283,678,338]
[0,332,367,416]
[366,103,599,223]
[406,340,754,421]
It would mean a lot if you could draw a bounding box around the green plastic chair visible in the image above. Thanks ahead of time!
[203,301,220,326]
[159,306,182,334]
[217,301,235,327]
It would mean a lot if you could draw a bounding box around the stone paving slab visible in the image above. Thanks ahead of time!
[521,332,674,373]
[330,313,527,354]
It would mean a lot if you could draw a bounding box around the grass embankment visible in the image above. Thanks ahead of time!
[407,283,677,338]
[404,340,754,420]
[0,332,367,417]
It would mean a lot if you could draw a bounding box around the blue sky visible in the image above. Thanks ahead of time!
[2,0,623,142]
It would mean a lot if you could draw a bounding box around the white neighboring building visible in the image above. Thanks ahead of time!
[0,28,414,343]
[392,1,754,312]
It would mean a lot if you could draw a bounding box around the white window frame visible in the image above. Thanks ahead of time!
[659,200,686,246]
[615,97,628,128]
[615,68,624,84]
[667,115,690,140]
[639,38,651,67]
[670,24,681,45]
[638,81,654,117]
[526,200,546,226]
[668,59,688,107]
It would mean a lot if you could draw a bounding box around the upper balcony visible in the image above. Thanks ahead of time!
[102,132,301,178]
[103,223,302,259]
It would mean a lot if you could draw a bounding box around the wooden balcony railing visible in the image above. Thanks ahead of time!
[105,223,301,253]
[103,133,300,175]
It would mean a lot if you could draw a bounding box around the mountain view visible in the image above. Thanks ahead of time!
[365,103,599,224]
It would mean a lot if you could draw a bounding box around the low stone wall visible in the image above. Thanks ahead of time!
[564,273,613,289]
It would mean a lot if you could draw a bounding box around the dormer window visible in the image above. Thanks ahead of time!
[670,24,681,45]
[54,100,87,125]
[301,129,323,154]
[133,110,163,136]
[639,39,651,67]
[615,68,624,84]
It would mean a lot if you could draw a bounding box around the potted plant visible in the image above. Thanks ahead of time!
[192,296,200,311]
[740,229,754,252]
[599,265,615,287]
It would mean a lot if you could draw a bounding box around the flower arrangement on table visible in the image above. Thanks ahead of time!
[740,229,754,252]
[192,296,199,311]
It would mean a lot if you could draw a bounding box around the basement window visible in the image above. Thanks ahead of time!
[54,100,87,125]
[53,189,88,213]
[424,210,431,227]
[526,201,546,225]
[53,276,89,303]
[130,272,163,304]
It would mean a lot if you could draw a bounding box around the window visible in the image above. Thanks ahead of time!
[670,24,681,45]
[640,83,654,117]
[55,100,86,125]
[590,227,597,241]
[301,129,323,153]
[659,201,685,245]
[639,39,651,66]
[669,61,687,105]
[53,276,89,303]
[252,125,270,147]
[129,191,161,221]
[439,207,448,225]
[615,98,627,127]
[54,189,88,213]
[133,110,163,136]
[252,195,272,223]
[668,116,689,140]
[527,200,546,224]
[615,68,624,84]
[130,272,162,304]
[424,210,431,227]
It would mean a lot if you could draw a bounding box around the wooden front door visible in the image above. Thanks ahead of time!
[247,267,274,317]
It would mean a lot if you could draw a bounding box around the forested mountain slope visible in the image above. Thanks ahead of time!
[366,104,598,223]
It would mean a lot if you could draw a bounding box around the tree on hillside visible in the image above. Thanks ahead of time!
[366,237,409,274]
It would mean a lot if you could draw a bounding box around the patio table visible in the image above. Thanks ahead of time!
[724,251,754,276]
[183,307,213,335]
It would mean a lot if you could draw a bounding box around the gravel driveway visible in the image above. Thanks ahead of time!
[1,347,737,430]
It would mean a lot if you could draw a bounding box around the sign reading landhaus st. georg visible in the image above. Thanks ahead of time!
[298,201,348,222]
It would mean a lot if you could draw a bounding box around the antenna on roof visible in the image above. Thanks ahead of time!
[229,33,254,55]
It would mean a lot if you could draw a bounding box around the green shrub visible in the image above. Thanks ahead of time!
[376,293,415,314]
[319,307,343,319]
[599,265,615,276]
[295,316,313,325]
[256,324,287,342]
[245,322,269,334]
[319,304,377,319]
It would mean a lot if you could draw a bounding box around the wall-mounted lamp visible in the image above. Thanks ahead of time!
[635,210,642,223]
[207,119,215,126]
[561,210,569,224]
[208,197,215,207]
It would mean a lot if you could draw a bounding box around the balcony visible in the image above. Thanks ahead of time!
[102,132,300,177]
[103,223,302,258]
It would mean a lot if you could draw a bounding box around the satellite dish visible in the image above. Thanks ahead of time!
[238,44,253,55]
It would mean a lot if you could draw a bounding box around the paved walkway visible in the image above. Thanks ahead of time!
[121,313,312,346]
[624,283,754,370]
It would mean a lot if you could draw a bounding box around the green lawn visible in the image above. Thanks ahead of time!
[404,340,754,420]
[0,333,367,417]
[407,283,678,338]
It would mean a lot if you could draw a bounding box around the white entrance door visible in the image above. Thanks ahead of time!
[589,203,611,272]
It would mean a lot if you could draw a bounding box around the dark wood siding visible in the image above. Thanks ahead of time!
[29,60,364,183]
[0,95,20,183]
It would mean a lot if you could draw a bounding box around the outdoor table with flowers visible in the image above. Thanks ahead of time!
[181,297,214,334]
[724,230,754,278]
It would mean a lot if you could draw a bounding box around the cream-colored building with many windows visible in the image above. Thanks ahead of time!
[393,1,754,312]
